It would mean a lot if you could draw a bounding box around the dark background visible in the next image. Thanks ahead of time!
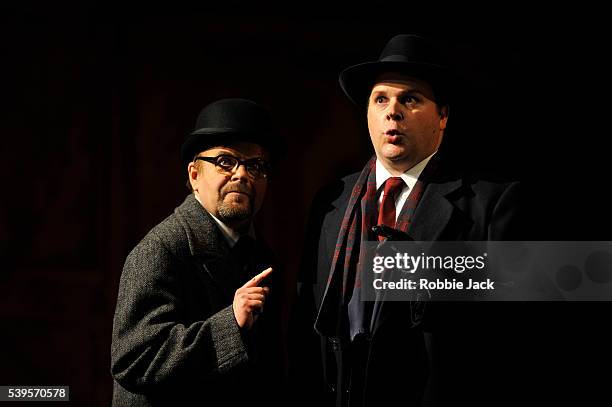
[1,2,611,405]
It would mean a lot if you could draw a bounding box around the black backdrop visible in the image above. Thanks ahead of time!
[1,3,611,405]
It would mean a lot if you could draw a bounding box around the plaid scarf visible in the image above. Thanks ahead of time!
[314,155,429,339]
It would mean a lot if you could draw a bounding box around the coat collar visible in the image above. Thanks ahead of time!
[173,194,274,299]
[329,163,465,241]
[174,194,240,299]
[409,175,463,241]
[174,194,231,259]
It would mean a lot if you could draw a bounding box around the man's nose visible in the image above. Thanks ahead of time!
[230,163,250,182]
[386,99,404,121]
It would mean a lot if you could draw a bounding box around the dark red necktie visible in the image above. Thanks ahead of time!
[377,177,405,241]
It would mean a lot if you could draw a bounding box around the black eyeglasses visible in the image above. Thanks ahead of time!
[194,154,270,179]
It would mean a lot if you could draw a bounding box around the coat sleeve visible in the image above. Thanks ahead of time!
[110,235,248,392]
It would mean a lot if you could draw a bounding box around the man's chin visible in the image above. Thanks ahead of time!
[218,202,253,222]
[382,152,410,164]
[381,144,409,158]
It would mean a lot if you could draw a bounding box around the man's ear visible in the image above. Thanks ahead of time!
[188,162,199,191]
[439,105,449,130]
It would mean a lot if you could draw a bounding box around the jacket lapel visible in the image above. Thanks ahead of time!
[371,176,463,337]
[409,178,462,241]
[174,194,239,301]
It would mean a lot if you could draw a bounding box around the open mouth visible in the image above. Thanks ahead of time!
[385,129,404,144]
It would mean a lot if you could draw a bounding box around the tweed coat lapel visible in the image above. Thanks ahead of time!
[174,194,241,301]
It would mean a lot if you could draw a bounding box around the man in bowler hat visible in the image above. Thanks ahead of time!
[111,98,284,406]
[299,35,520,406]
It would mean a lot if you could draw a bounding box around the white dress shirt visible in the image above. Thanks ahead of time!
[375,152,436,222]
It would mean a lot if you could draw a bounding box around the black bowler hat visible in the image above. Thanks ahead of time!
[339,34,452,106]
[180,98,280,165]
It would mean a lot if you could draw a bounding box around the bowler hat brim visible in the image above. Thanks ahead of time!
[339,60,451,106]
[180,128,280,166]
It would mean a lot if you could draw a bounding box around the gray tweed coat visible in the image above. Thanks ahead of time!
[111,194,283,406]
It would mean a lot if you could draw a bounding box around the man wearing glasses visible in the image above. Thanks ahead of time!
[111,99,284,406]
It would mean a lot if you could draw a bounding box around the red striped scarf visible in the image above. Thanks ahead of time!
[315,155,428,337]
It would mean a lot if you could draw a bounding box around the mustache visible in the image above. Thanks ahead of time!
[221,183,253,199]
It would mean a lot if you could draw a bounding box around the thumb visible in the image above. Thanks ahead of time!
[242,267,273,288]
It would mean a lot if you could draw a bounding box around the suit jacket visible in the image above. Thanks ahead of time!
[111,194,283,406]
[299,159,520,407]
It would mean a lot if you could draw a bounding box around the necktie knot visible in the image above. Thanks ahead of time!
[383,176,405,199]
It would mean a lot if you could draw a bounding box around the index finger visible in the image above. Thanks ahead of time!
[242,267,273,288]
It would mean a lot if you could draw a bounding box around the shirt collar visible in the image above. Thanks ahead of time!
[376,152,436,192]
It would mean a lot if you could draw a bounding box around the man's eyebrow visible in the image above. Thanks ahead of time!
[396,88,425,97]
[215,150,265,161]
[208,149,235,156]
[371,88,424,97]
[370,88,389,95]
